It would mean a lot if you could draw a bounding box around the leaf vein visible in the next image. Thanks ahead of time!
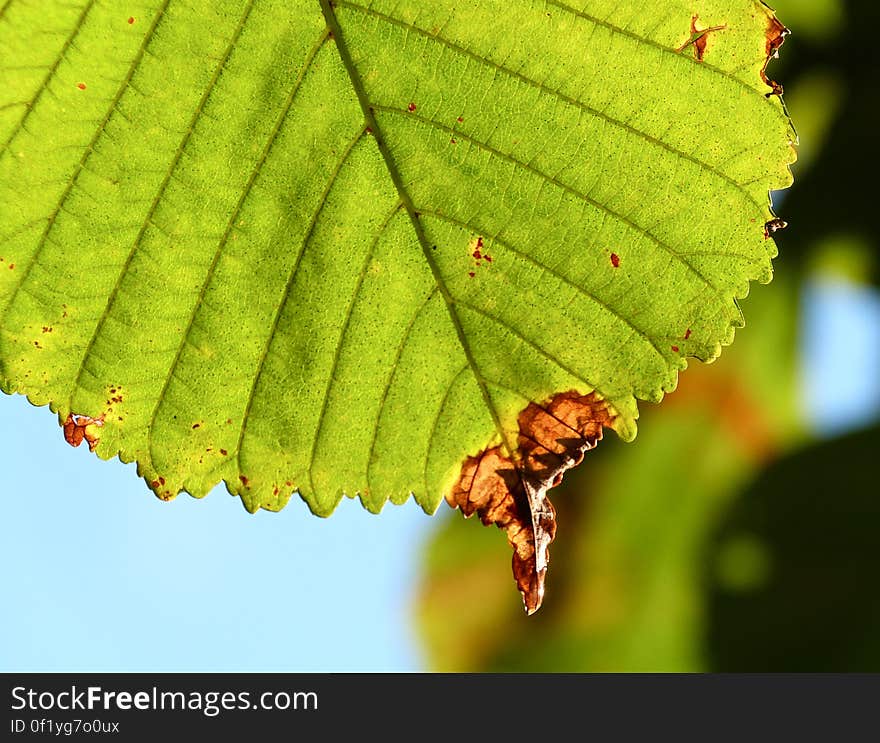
[147,28,333,463]
[374,103,724,297]
[0,0,98,155]
[69,0,257,407]
[417,207,670,365]
[0,0,173,324]
[234,128,367,473]
[365,286,439,499]
[336,0,762,210]
[305,201,404,498]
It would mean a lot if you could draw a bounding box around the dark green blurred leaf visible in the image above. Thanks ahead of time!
[707,424,880,671]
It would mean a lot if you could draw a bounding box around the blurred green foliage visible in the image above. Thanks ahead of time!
[414,0,880,671]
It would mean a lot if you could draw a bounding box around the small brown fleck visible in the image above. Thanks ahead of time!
[77,82,86,90]
[239,475,250,487]
[127,16,135,24]
[220,448,228,456]
[672,345,680,353]
[684,328,692,340]
[192,423,200,429]
[610,252,620,268]
[468,271,476,278]
[407,102,416,112]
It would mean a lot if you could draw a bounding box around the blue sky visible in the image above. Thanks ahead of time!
[2,279,879,671]
[0,395,436,671]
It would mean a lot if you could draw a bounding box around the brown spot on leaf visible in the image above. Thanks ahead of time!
[407,102,416,112]
[672,345,680,353]
[446,391,614,614]
[76,82,86,90]
[62,413,104,452]
[610,252,620,268]
[127,16,135,24]
[239,475,249,487]
[219,448,228,456]
[764,218,788,238]
[677,15,726,61]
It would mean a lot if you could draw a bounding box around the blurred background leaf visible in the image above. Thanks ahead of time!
[413,0,880,672]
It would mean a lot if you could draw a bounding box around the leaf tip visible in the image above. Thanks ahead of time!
[446,391,615,613]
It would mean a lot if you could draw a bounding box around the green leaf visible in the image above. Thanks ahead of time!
[0,0,794,521]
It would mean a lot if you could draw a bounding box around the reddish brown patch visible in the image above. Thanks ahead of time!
[761,16,789,97]
[239,475,250,488]
[450,138,457,144]
[457,116,464,123]
[8,263,14,270]
[127,16,135,24]
[62,413,104,452]
[151,480,160,489]
[684,328,692,340]
[76,82,86,90]
[41,326,53,333]
[192,423,200,429]
[446,391,614,614]
[610,252,620,268]
[468,271,476,278]
[672,345,680,353]
[407,102,417,112]
[677,15,727,61]
[219,448,228,456]
[485,255,492,263]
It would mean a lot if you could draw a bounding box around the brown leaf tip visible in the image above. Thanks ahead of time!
[762,15,789,97]
[446,391,615,614]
